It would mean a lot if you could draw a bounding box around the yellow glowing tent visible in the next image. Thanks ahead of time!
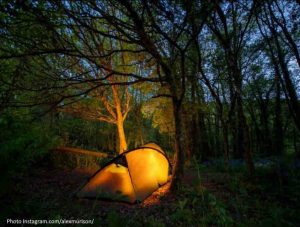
[76,143,171,203]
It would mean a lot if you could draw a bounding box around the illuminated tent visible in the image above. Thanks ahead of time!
[77,143,171,203]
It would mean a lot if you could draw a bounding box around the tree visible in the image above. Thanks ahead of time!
[206,1,257,174]
[255,0,300,131]
[61,69,131,154]
[59,37,136,154]
[95,0,214,189]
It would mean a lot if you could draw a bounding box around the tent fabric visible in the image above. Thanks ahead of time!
[77,143,171,203]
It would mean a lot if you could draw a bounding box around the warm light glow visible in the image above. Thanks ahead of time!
[77,143,170,203]
[126,145,169,201]
[77,163,136,203]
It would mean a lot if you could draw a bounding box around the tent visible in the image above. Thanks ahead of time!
[76,143,171,203]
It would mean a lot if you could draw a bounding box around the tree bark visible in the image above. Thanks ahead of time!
[112,85,128,154]
[259,3,300,131]
[170,97,185,191]
[222,121,230,167]
[274,70,283,156]
[237,95,255,174]
[275,40,300,131]
[116,118,127,154]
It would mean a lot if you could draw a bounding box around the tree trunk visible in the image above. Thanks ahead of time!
[190,82,199,160]
[276,43,300,131]
[274,70,283,156]
[112,85,128,154]
[236,95,255,174]
[170,98,185,191]
[264,8,300,131]
[229,50,255,174]
[222,121,230,167]
[116,118,127,154]
[198,111,210,160]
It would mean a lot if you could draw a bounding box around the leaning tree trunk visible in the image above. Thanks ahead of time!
[276,41,300,131]
[263,8,300,131]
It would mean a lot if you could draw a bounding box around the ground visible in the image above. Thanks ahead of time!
[1,157,300,226]
[0,164,219,225]
[1,165,185,215]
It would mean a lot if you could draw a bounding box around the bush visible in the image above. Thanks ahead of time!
[0,109,60,195]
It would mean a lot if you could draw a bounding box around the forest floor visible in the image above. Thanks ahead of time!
[1,158,300,226]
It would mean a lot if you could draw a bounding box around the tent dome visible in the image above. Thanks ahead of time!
[77,143,171,203]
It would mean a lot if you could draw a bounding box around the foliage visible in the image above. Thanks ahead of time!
[0,108,60,195]
[141,97,174,135]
